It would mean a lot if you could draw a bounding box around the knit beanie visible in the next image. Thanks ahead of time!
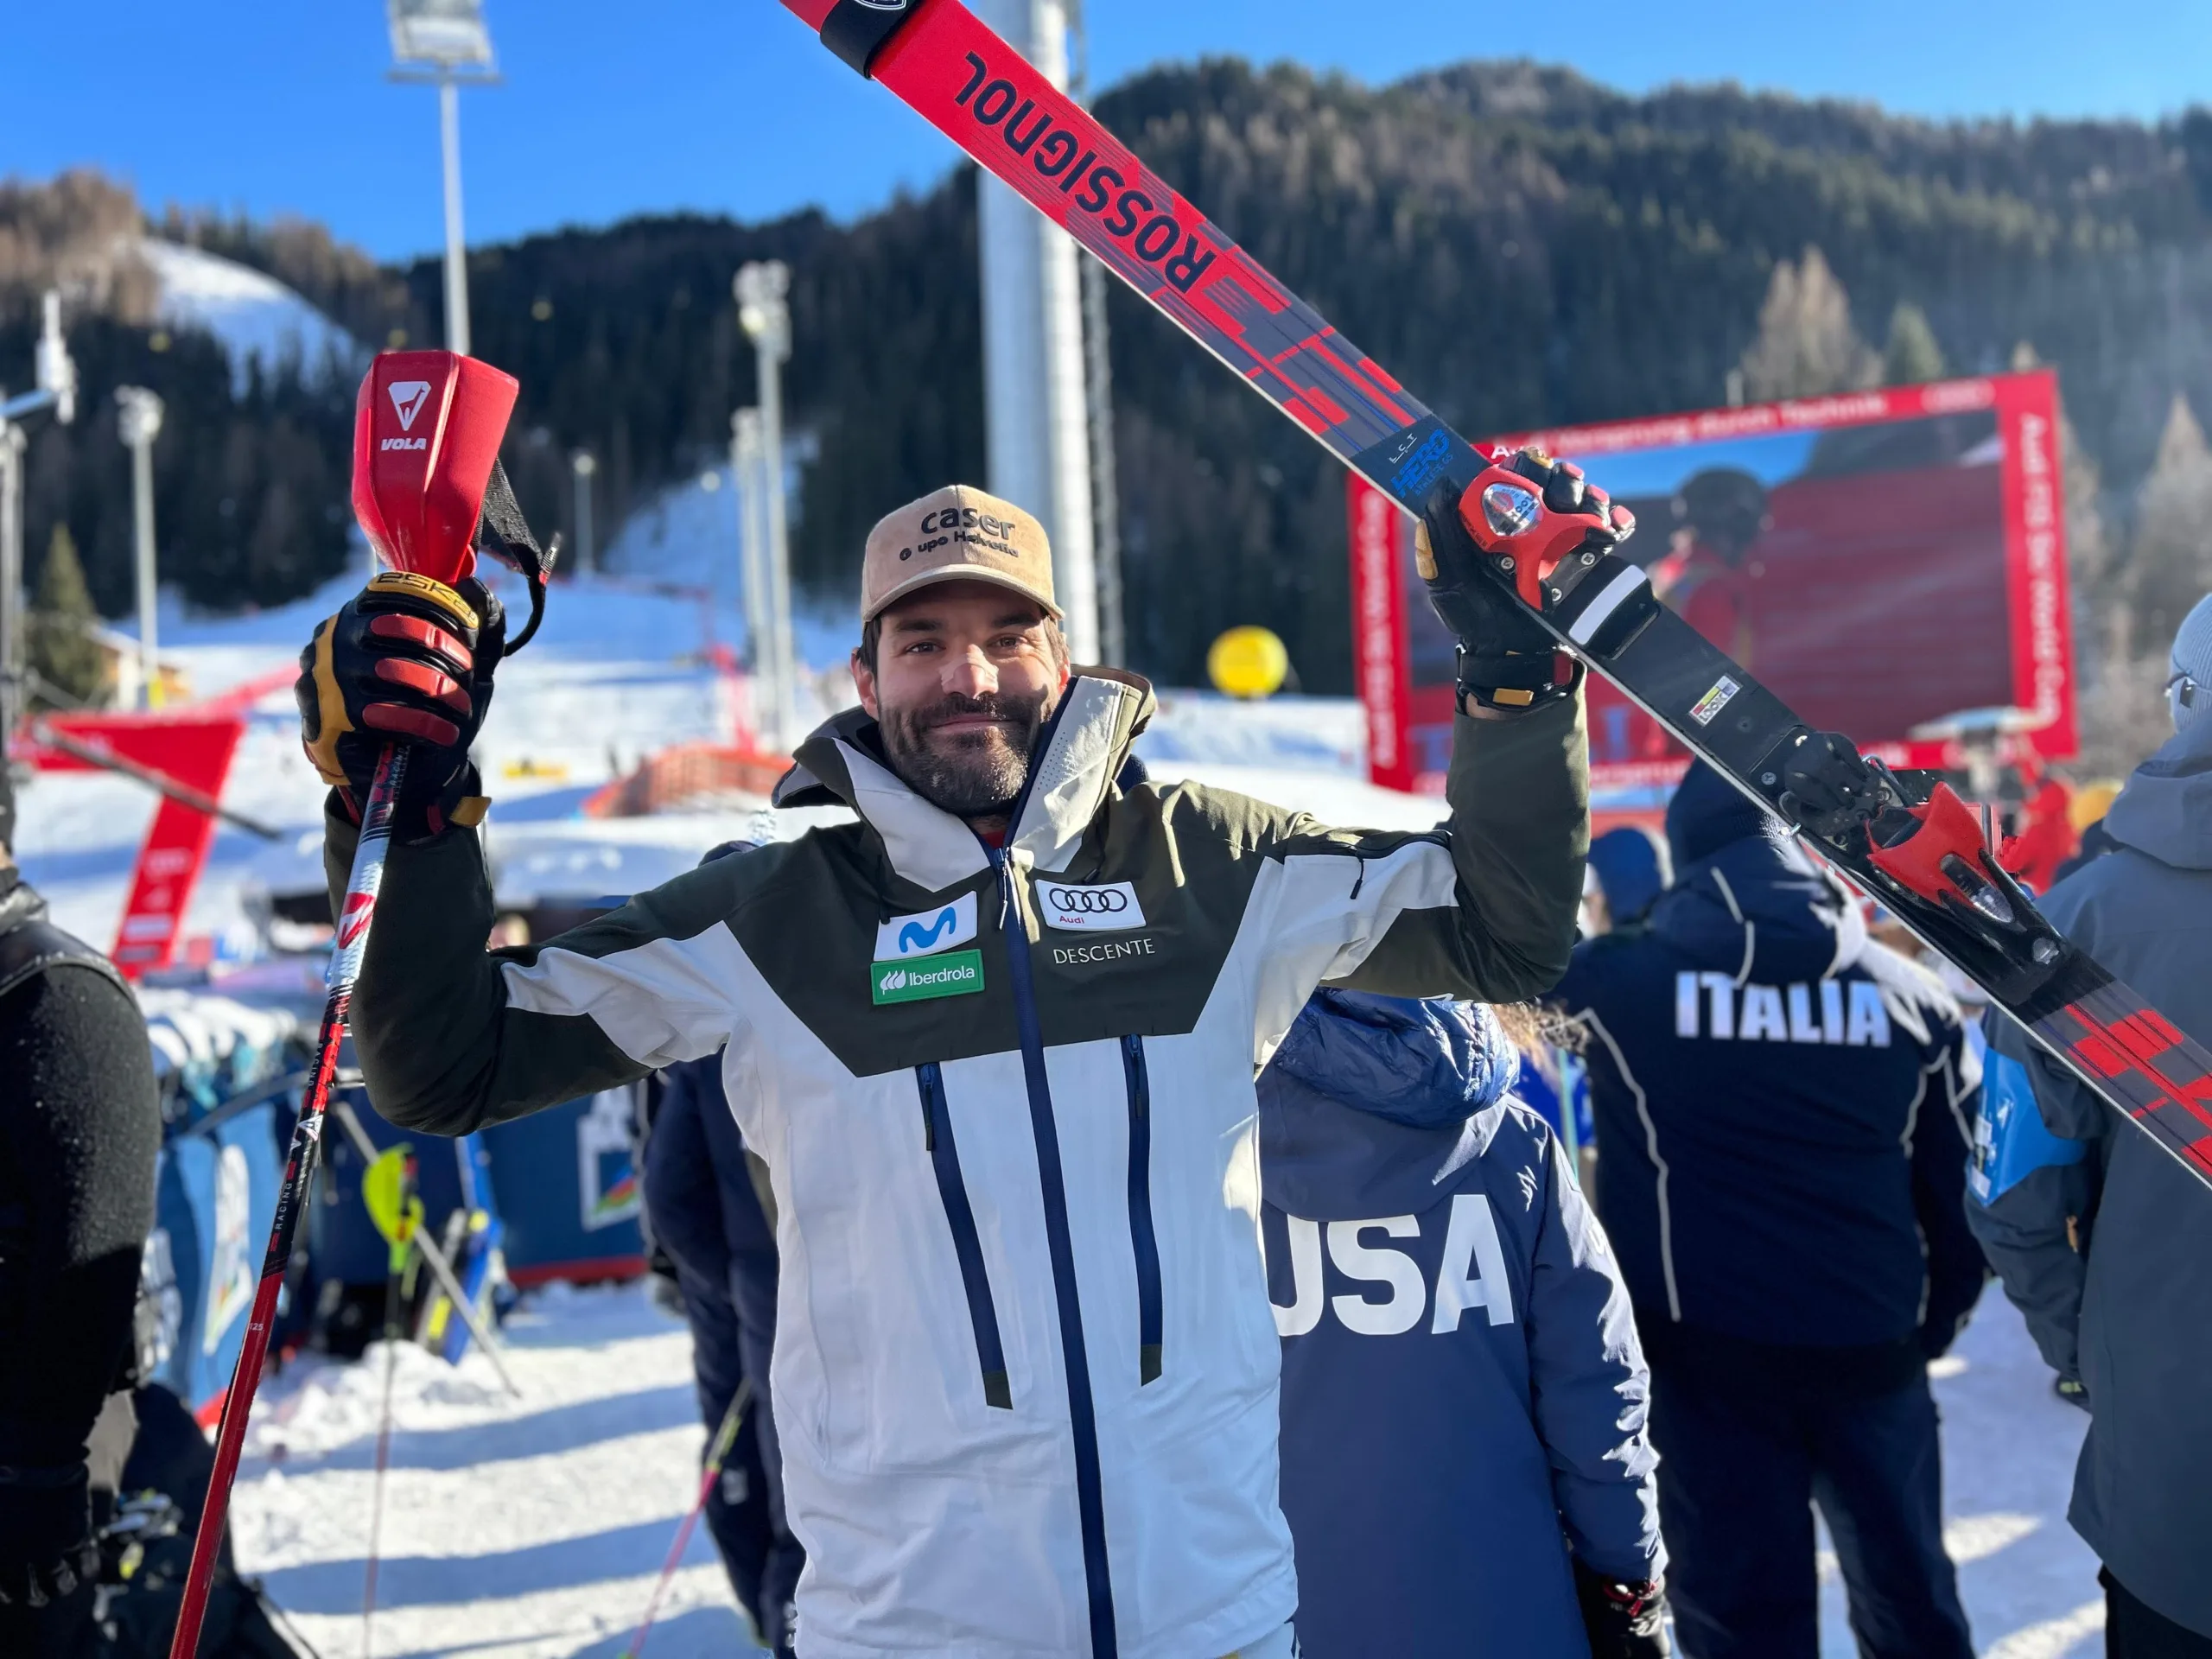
[2171,592,2212,733]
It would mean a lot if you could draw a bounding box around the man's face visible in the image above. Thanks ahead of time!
[853,580,1069,819]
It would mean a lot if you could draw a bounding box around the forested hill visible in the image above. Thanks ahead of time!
[8,60,2212,695]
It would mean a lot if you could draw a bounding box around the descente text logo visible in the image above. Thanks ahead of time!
[952,51,1219,296]
[1050,938,1157,967]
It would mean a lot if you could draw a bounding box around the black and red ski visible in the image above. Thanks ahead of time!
[783,0,2212,1194]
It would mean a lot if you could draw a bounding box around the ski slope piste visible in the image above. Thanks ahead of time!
[780,0,2212,1199]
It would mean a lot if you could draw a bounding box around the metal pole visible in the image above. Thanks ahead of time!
[0,421,22,742]
[440,76,471,357]
[118,388,165,709]
[758,345,796,750]
[737,262,797,752]
[731,409,772,742]
[571,451,597,576]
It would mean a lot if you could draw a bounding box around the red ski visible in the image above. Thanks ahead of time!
[782,0,2212,1193]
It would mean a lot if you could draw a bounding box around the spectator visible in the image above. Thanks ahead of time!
[1553,761,1985,1659]
[1969,592,2212,1655]
[1261,988,1667,1658]
[0,763,163,1657]
[1586,824,1670,934]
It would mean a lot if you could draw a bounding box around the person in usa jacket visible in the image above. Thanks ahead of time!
[1259,988,1667,1657]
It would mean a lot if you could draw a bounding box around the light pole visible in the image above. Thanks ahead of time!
[116,387,166,708]
[570,450,597,576]
[736,261,797,752]
[0,290,77,740]
[388,0,497,356]
[729,409,773,733]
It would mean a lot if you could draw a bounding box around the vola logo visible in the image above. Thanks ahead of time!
[389,379,433,430]
[874,892,978,960]
[1037,880,1147,932]
[873,949,985,1005]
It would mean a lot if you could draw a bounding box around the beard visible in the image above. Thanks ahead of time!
[878,687,1049,819]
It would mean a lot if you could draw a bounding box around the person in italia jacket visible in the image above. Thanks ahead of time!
[299,479,1598,1659]
[1259,988,1665,1657]
[1552,762,1985,1659]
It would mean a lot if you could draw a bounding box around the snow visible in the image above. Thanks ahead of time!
[232,1283,767,1659]
[223,1278,2099,1658]
[140,238,365,394]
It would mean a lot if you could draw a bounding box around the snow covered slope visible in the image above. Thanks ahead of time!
[222,1274,2101,1657]
[141,238,363,393]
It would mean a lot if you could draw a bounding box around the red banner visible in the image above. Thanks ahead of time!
[1350,371,2078,794]
[22,714,245,977]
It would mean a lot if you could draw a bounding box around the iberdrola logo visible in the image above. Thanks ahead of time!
[872,950,985,1006]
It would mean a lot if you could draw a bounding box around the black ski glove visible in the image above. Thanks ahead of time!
[296,570,505,841]
[0,1463,99,1613]
[1417,447,1631,714]
[1573,1559,1672,1659]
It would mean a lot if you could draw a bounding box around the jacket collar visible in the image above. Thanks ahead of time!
[0,868,41,940]
[774,669,1155,893]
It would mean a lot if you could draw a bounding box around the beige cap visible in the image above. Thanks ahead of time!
[861,484,1060,624]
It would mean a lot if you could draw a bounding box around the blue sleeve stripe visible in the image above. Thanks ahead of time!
[1970,1049,2086,1204]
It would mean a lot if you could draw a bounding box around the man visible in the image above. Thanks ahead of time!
[296,464,1604,1657]
[0,763,162,1656]
[1969,593,2212,1655]
[1259,988,1666,1657]
[1554,761,1986,1659]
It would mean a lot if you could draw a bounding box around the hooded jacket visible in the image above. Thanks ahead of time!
[1554,772,1984,1359]
[1258,990,1661,1658]
[327,671,1589,1659]
[1968,715,2212,1636]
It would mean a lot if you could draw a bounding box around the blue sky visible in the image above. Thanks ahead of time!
[4,1,2208,264]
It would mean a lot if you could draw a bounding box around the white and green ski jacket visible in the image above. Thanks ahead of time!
[328,669,1590,1659]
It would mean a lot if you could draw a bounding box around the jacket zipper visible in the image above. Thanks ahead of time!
[994,846,1120,1658]
[1121,1034,1164,1385]
[914,1061,1012,1409]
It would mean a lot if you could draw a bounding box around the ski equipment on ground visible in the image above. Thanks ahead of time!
[781,0,2212,1196]
[620,1379,754,1659]
[167,351,530,1659]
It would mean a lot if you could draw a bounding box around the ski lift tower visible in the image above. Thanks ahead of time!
[387,0,498,356]
[736,263,798,752]
[0,292,78,741]
[971,0,1099,663]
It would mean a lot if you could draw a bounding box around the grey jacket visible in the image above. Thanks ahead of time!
[1968,715,2212,1636]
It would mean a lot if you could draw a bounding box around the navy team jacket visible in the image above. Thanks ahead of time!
[1554,824,1986,1359]
[1260,990,1664,1658]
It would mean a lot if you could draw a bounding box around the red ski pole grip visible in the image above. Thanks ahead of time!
[352,351,520,588]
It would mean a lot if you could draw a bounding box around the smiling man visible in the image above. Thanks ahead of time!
[302,474,1599,1658]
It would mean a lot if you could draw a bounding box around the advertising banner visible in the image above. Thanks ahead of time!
[1348,371,2077,795]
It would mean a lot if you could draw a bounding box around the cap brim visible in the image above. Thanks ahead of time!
[862,565,1063,625]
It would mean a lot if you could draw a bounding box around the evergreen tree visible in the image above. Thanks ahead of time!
[29,524,105,708]
[2127,393,2212,661]
[1882,302,1947,386]
[1738,248,1882,402]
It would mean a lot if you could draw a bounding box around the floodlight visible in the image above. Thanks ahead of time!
[389,0,493,69]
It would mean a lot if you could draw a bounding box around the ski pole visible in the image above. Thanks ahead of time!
[167,740,408,1659]
[619,1378,753,1659]
[329,1094,522,1397]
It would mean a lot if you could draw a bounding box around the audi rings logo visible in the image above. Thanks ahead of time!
[1038,880,1147,933]
[1042,886,1128,915]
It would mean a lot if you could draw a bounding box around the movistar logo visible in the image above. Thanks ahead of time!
[873,949,985,1005]
[874,891,978,961]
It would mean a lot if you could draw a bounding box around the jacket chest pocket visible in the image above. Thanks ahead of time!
[916,1061,1013,1409]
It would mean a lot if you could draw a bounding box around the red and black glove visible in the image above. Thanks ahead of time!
[1416,446,1631,715]
[1574,1559,1672,1659]
[296,569,505,840]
